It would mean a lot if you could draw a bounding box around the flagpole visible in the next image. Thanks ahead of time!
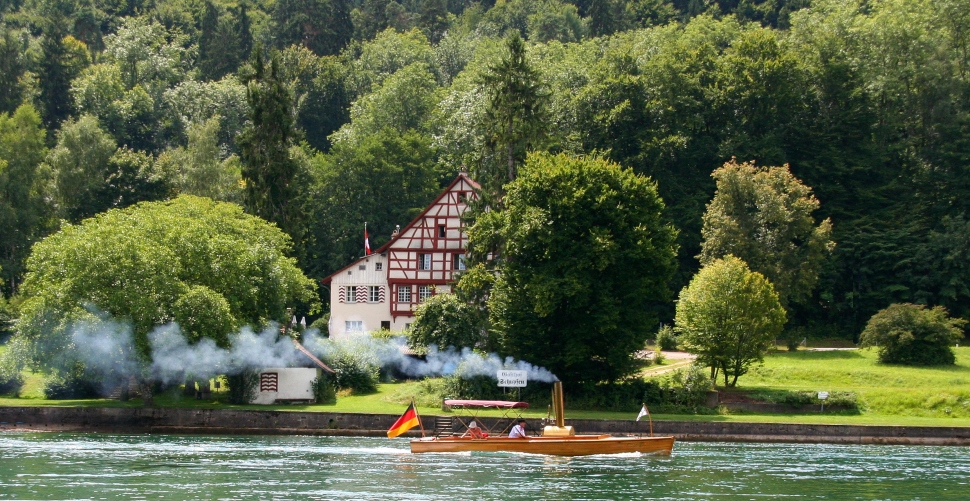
[647,403,653,437]
[412,398,426,438]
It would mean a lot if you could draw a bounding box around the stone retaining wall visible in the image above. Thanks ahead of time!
[1,406,968,446]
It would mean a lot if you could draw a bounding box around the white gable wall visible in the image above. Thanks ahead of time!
[250,368,321,405]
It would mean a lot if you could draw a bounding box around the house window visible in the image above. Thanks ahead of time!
[369,286,380,303]
[381,321,390,330]
[438,224,447,238]
[376,262,383,271]
[359,264,366,270]
[345,286,357,303]
[453,254,466,271]
[397,285,412,303]
[418,285,433,303]
[418,253,431,270]
[345,320,363,333]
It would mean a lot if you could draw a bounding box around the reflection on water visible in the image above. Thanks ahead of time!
[0,433,967,500]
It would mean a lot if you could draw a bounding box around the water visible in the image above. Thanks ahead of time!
[0,433,967,500]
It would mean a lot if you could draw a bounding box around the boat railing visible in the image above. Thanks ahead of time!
[443,399,529,437]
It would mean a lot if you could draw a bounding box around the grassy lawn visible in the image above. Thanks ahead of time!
[733,347,970,423]
[3,347,970,428]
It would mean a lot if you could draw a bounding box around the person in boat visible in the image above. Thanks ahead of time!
[462,420,486,439]
[509,419,527,438]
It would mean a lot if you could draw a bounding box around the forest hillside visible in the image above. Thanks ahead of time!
[2,0,969,341]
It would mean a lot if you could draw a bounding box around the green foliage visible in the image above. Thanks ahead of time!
[302,129,444,277]
[161,77,249,154]
[0,104,50,294]
[226,370,259,404]
[476,33,549,194]
[43,363,101,399]
[409,292,487,351]
[442,374,509,401]
[312,372,337,404]
[0,336,23,394]
[859,303,966,366]
[485,152,678,384]
[15,195,318,370]
[676,256,787,387]
[273,0,352,56]
[327,349,380,394]
[655,324,678,351]
[745,388,859,412]
[46,114,119,221]
[699,159,834,309]
[154,117,242,203]
[659,363,712,408]
[564,379,661,411]
[238,46,303,241]
[0,27,26,114]
[331,61,439,146]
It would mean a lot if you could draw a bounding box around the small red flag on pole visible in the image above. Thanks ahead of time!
[364,222,371,255]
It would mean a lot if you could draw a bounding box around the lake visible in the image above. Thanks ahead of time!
[0,433,967,500]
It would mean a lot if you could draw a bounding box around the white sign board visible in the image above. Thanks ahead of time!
[497,370,528,387]
[818,391,829,400]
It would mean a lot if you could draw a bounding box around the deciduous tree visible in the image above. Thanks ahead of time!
[484,152,678,384]
[699,159,834,308]
[14,195,318,371]
[675,255,787,387]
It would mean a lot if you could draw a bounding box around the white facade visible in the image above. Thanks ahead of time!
[250,368,321,405]
[323,173,478,339]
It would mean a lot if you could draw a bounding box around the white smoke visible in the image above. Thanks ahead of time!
[302,331,558,383]
[71,316,140,388]
[68,318,557,385]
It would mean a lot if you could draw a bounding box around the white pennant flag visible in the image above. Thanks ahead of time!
[636,404,649,422]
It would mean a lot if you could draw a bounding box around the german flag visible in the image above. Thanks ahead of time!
[387,402,420,438]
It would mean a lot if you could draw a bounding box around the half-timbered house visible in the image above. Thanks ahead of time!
[322,173,479,338]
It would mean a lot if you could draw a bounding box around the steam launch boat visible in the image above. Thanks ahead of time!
[408,382,675,456]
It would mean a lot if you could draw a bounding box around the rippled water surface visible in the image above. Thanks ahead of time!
[1,433,968,500]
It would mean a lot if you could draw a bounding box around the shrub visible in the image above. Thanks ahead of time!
[328,350,380,394]
[43,365,101,399]
[655,325,678,351]
[860,303,966,365]
[226,370,259,404]
[442,374,509,401]
[745,389,860,413]
[312,373,337,404]
[660,363,713,408]
[0,356,23,395]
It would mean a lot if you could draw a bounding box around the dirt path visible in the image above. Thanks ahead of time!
[639,351,696,377]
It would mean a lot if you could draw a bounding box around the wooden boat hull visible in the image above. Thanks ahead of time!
[410,435,674,456]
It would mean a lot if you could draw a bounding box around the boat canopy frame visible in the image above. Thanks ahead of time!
[443,399,529,437]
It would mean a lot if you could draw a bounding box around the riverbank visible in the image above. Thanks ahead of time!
[2,406,968,446]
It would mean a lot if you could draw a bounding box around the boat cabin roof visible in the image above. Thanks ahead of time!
[444,399,529,409]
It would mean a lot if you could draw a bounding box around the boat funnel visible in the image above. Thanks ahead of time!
[543,381,574,437]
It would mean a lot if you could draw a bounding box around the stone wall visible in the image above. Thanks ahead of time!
[1,406,968,445]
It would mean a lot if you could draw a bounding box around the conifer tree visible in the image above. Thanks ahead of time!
[238,46,302,244]
[477,34,549,197]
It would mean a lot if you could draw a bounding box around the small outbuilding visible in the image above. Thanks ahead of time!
[249,339,334,405]
[251,367,321,405]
